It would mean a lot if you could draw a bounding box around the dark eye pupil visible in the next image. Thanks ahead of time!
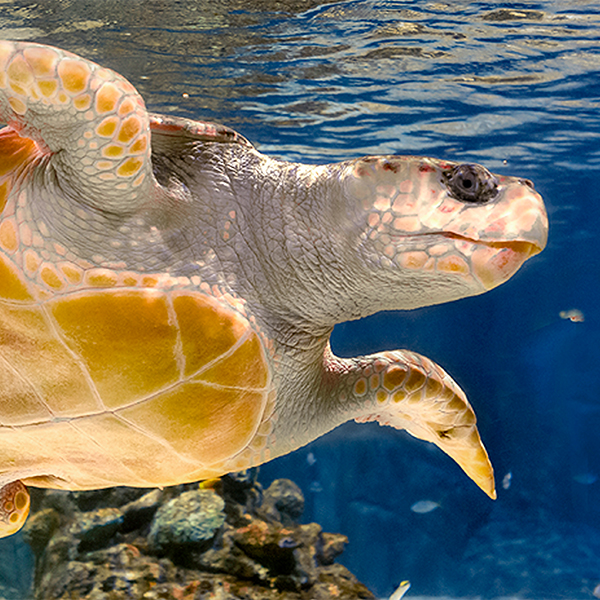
[444,163,498,203]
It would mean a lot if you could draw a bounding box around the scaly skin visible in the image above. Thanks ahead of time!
[0,41,548,537]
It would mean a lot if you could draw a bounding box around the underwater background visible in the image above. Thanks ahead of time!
[0,0,598,598]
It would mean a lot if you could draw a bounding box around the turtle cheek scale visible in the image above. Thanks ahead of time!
[344,156,548,302]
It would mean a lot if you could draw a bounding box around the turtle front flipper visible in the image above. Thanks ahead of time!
[0,480,30,537]
[0,41,154,211]
[324,347,496,499]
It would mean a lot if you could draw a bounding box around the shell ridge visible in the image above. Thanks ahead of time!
[0,346,56,424]
[219,383,274,471]
[165,292,186,379]
[0,296,35,308]
[87,324,257,417]
[110,412,203,468]
[0,424,89,488]
[178,316,253,382]
[39,302,107,413]
[64,419,154,487]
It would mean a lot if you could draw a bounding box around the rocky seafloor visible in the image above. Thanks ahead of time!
[19,471,375,600]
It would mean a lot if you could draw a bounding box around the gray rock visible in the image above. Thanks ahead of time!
[22,508,61,556]
[24,475,375,599]
[70,508,123,551]
[259,479,305,525]
[148,489,225,552]
[121,488,164,532]
[69,507,123,553]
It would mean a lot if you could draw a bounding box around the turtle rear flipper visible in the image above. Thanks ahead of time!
[0,480,29,538]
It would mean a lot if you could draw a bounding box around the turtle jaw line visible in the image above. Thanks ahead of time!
[392,231,542,256]
[441,232,543,257]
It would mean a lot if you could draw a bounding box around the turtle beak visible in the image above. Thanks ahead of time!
[512,196,549,255]
[470,239,544,291]
[453,186,548,291]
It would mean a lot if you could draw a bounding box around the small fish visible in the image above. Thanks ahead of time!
[559,308,585,323]
[389,580,411,600]
[199,477,222,490]
[502,471,512,490]
[410,500,440,514]
[306,451,317,466]
[278,536,298,549]
[308,480,323,493]
[573,473,598,485]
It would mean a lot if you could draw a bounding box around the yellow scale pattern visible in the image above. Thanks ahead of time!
[0,275,273,489]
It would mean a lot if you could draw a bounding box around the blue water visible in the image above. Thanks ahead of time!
[1,1,600,598]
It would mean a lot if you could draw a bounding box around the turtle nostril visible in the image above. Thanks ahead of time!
[520,178,534,189]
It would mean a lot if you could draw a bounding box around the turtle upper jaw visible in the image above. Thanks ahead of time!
[435,182,549,252]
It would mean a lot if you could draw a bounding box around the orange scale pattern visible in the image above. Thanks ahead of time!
[0,41,153,204]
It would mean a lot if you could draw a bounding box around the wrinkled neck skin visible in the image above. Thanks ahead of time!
[209,152,376,334]
[154,141,468,341]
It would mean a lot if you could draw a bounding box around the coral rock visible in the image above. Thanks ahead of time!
[149,489,226,553]
[24,473,375,599]
[69,507,124,553]
[22,508,61,556]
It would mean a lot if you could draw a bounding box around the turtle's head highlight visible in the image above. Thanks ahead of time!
[0,481,30,538]
[343,155,548,309]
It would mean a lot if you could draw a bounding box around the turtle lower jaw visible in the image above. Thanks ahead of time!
[484,239,543,256]
[468,240,542,290]
[435,231,544,290]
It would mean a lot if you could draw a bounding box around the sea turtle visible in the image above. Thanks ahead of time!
[0,41,547,537]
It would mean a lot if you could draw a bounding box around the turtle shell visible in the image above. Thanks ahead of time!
[0,233,272,490]
[0,89,274,490]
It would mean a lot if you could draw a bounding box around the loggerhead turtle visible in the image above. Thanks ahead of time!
[0,41,547,537]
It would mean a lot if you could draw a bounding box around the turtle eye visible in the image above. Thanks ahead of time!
[444,163,498,203]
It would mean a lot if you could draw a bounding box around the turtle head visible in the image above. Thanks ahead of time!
[340,155,548,311]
